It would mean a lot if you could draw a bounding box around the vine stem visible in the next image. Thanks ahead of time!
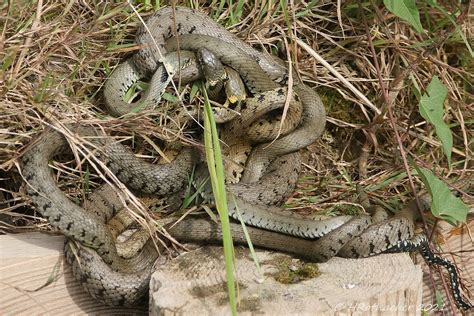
[362,3,457,313]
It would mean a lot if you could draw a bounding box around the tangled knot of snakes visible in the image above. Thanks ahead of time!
[21,6,471,310]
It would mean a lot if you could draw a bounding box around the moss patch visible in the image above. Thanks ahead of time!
[265,256,321,284]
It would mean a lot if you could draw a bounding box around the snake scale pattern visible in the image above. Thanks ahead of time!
[21,6,471,311]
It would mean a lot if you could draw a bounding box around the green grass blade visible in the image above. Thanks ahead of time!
[202,84,237,316]
[233,196,262,277]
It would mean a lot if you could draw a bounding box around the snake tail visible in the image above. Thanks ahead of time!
[386,235,472,311]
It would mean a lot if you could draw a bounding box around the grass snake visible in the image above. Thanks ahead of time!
[21,6,472,310]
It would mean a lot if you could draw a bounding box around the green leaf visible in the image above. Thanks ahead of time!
[123,81,148,103]
[418,76,452,168]
[161,92,179,103]
[383,0,424,33]
[189,82,200,101]
[434,289,445,310]
[414,166,469,225]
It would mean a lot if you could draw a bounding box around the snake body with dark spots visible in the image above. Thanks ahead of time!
[22,127,195,270]
[22,6,472,310]
[132,7,286,81]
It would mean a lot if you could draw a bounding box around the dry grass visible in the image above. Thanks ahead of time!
[0,0,472,311]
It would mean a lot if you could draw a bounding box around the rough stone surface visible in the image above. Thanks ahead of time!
[150,246,422,315]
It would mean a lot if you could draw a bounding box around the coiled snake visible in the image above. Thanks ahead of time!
[21,6,471,310]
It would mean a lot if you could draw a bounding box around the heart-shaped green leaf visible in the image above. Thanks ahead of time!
[419,76,452,168]
[384,0,424,33]
[415,166,468,225]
